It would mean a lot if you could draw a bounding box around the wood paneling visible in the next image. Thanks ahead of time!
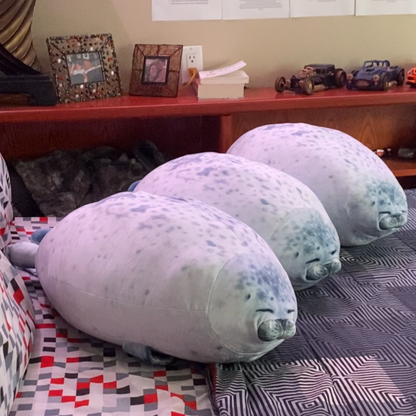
[0,116,220,161]
[1,87,416,177]
[231,105,416,153]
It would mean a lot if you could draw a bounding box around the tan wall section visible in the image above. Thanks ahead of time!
[32,0,416,89]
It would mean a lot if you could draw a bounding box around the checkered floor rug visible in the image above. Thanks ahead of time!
[208,190,416,416]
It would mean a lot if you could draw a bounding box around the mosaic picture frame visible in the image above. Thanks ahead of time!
[46,33,122,104]
[129,44,183,98]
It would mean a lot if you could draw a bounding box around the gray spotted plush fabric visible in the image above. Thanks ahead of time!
[0,252,35,416]
[135,152,341,291]
[228,123,408,247]
[34,191,297,363]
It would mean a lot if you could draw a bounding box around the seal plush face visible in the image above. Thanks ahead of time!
[271,208,341,290]
[208,252,297,362]
[227,123,408,247]
[345,179,408,246]
[135,152,341,291]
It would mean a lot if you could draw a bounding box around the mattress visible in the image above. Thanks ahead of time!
[7,218,214,416]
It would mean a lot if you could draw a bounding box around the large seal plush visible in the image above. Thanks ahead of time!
[227,123,408,247]
[18,191,297,363]
[133,152,341,291]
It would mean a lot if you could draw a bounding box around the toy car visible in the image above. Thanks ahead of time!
[406,67,416,88]
[275,64,347,95]
[346,60,404,91]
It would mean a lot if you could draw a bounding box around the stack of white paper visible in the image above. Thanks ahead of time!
[193,61,249,99]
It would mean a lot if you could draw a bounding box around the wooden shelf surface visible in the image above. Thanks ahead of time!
[384,157,416,177]
[1,85,416,123]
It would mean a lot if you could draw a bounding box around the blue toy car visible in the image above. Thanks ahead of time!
[346,60,405,91]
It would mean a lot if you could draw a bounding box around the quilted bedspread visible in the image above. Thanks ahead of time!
[208,189,416,416]
[7,218,214,416]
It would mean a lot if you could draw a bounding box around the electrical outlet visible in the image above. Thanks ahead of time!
[181,45,203,84]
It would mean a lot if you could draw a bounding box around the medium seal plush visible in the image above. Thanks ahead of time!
[9,191,297,363]
[228,123,407,246]
[133,152,341,291]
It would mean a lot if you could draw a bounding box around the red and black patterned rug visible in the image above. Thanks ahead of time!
[8,217,213,416]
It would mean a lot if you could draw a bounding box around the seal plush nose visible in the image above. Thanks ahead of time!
[379,213,407,230]
[306,258,341,281]
[327,259,342,275]
[307,264,329,281]
[258,319,296,341]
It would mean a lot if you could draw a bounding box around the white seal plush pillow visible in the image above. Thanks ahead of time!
[0,154,13,250]
[228,123,407,247]
[0,252,35,415]
[33,192,298,363]
[135,152,341,291]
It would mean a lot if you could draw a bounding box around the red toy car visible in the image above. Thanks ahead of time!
[407,67,416,88]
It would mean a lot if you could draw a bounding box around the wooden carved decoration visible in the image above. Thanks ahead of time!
[0,0,41,71]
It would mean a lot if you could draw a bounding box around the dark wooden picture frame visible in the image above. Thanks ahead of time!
[46,33,122,103]
[129,44,183,97]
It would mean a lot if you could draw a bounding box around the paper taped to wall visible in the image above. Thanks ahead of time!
[152,0,222,21]
[290,0,355,17]
[153,0,416,20]
[223,0,290,19]
[356,0,416,16]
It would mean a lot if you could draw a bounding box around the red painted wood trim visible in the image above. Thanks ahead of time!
[1,86,416,123]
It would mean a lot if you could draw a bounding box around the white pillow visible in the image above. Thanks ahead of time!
[228,123,407,246]
[135,152,340,291]
[0,154,13,250]
[35,191,297,363]
[0,252,35,415]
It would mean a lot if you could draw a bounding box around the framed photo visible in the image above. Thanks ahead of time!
[46,33,122,103]
[129,44,183,98]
